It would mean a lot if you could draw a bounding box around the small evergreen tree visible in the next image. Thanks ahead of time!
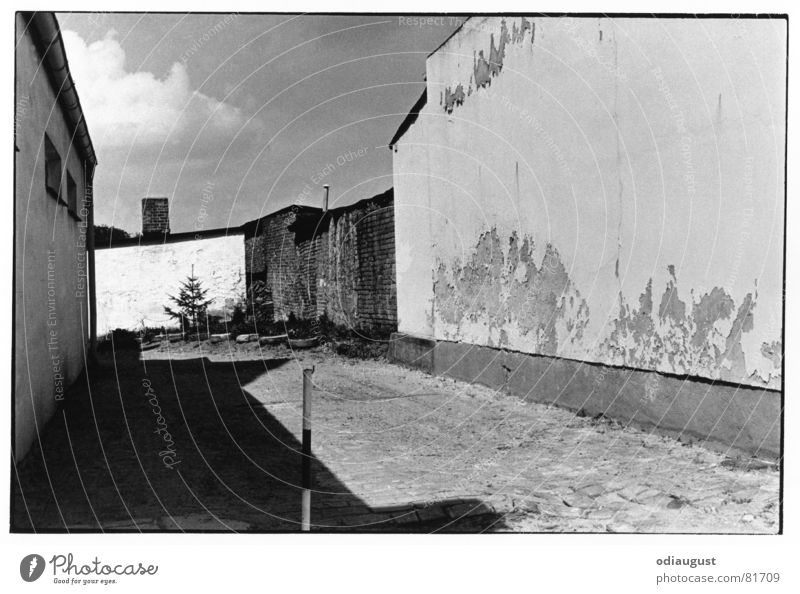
[164,268,213,332]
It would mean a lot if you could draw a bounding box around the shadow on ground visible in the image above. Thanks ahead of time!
[12,351,505,532]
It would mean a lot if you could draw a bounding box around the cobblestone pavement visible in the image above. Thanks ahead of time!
[13,343,780,533]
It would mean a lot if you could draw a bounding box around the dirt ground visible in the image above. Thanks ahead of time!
[13,340,780,533]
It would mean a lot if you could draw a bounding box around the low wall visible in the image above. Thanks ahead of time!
[95,233,245,332]
[389,333,780,460]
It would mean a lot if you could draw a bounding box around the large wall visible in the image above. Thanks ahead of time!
[14,14,92,460]
[393,17,785,390]
[245,207,318,322]
[245,190,397,335]
[95,234,245,332]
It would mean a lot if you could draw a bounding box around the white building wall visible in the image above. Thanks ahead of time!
[15,14,92,460]
[393,17,785,388]
[95,235,245,332]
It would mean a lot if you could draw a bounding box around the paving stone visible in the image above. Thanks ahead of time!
[391,510,420,524]
[416,505,449,522]
[337,513,395,528]
[445,502,494,519]
[510,500,540,514]
[576,483,606,499]
[562,493,596,509]
[595,492,627,507]
[102,519,160,530]
[666,496,690,510]
[597,500,632,513]
[313,496,346,507]
[617,485,649,501]
[639,493,677,508]
[585,510,617,521]
[160,514,251,531]
[632,488,664,503]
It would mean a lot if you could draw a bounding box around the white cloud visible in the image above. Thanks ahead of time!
[62,29,249,150]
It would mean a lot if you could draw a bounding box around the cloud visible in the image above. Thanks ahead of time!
[62,29,250,150]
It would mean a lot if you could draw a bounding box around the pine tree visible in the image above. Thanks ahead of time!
[164,268,213,332]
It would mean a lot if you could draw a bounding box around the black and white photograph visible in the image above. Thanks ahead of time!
[5,2,795,591]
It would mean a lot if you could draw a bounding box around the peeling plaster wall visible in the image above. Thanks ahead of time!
[95,235,245,332]
[393,17,785,388]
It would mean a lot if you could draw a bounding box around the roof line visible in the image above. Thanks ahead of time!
[427,17,469,58]
[95,226,243,250]
[242,188,394,236]
[24,12,97,169]
[388,89,427,148]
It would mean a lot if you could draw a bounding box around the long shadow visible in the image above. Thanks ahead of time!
[12,350,507,532]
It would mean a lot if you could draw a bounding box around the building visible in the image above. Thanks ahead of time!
[95,198,245,333]
[389,17,785,458]
[14,13,98,461]
[243,189,397,336]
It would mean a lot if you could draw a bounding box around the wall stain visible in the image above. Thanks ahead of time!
[760,340,782,385]
[719,292,755,383]
[433,228,589,355]
[603,280,663,369]
[691,286,734,350]
[475,19,510,87]
[434,230,778,386]
[601,266,773,386]
[511,17,531,44]
[761,340,782,367]
[443,84,466,113]
[441,18,536,114]
[658,264,686,323]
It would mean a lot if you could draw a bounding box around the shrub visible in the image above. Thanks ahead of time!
[283,313,316,339]
[98,328,140,351]
[246,280,273,329]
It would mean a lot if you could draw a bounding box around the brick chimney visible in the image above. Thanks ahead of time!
[142,197,170,236]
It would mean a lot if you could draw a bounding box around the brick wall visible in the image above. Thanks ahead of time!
[243,190,397,335]
[142,197,170,235]
[244,207,317,322]
[353,201,396,334]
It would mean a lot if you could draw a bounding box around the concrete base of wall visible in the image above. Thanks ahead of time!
[389,333,781,460]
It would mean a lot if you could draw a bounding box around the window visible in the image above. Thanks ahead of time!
[66,172,78,218]
[247,269,268,287]
[44,134,62,200]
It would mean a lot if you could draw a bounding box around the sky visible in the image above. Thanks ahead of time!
[56,13,462,234]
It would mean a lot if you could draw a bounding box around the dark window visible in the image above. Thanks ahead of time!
[247,269,268,287]
[44,134,62,200]
[66,172,78,218]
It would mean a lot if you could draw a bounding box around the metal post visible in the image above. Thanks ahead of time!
[322,184,330,212]
[301,367,313,531]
